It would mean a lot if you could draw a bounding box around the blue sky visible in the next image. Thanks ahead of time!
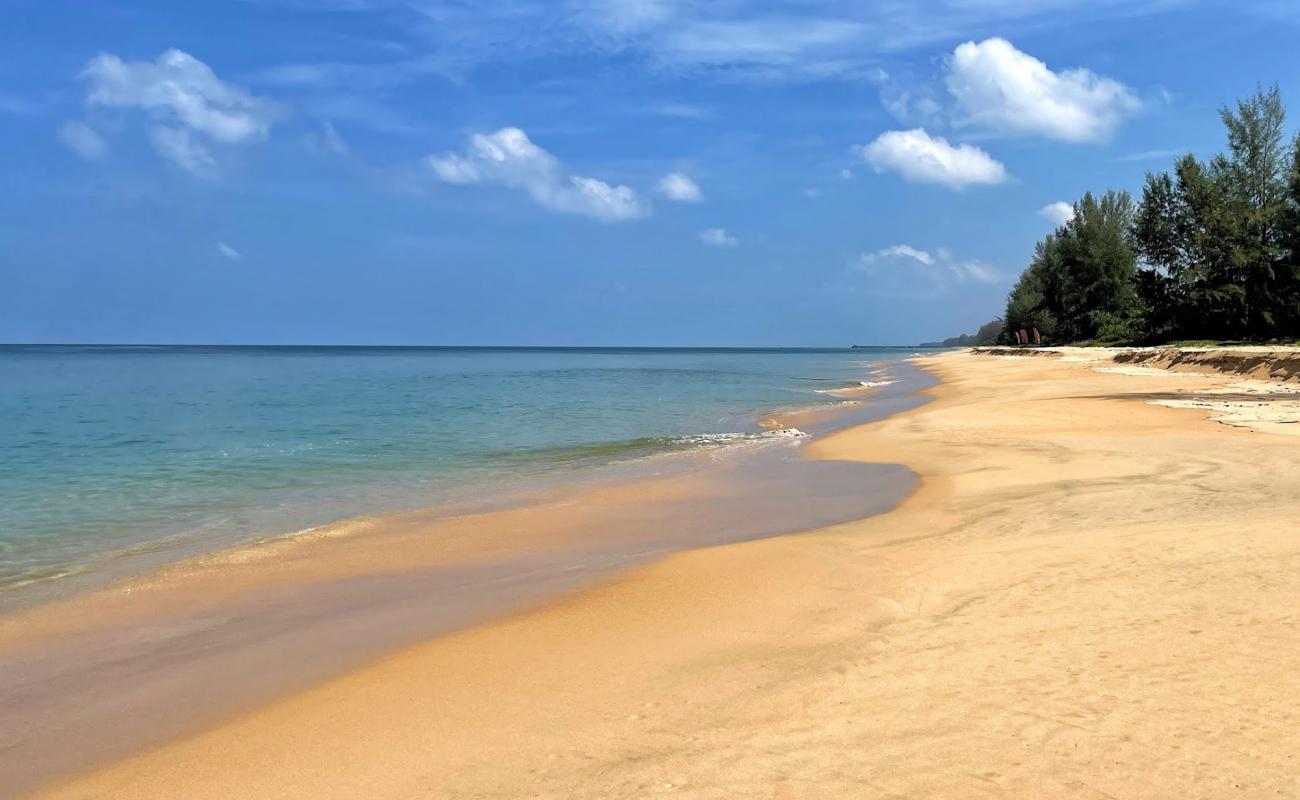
[2,0,1298,345]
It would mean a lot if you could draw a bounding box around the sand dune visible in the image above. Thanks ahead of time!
[38,351,1300,799]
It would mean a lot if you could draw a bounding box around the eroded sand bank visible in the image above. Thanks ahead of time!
[33,351,1300,798]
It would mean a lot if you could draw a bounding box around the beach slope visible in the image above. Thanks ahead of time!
[40,350,1300,799]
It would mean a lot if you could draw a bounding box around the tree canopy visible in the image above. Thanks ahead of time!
[1002,85,1300,344]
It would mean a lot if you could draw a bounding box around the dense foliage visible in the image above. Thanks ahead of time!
[1002,86,1300,344]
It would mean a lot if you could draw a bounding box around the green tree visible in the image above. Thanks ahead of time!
[1002,86,1300,345]
[1055,190,1140,340]
[1281,131,1300,335]
[1135,154,1244,337]
[1135,85,1298,339]
[1004,191,1138,343]
[1002,236,1059,342]
[1219,84,1293,335]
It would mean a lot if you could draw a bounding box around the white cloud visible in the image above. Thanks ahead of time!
[861,244,934,265]
[1114,147,1187,163]
[880,82,944,127]
[149,126,218,178]
[1039,201,1075,226]
[699,227,738,247]
[657,171,703,202]
[856,244,1002,286]
[579,0,676,35]
[57,121,108,160]
[641,102,715,120]
[947,259,1001,284]
[654,18,866,75]
[78,49,284,175]
[255,2,1188,86]
[861,128,1008,190]
[572,1,1178,80]
[216,242,242,261]
[945,38,1140,143]
[426,127,646,221]
[304,121,349,156]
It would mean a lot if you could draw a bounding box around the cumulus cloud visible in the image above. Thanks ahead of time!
[426,127,646,222]
[861,129,1008,190]
[57,121,107,160]
[77,49,284,176]
[856,244,1002,285]
[1039,201,1075,226]
[216,242,242,261]
[946,38,1140,143]
[699,227,738,247]
[657,171,703,202]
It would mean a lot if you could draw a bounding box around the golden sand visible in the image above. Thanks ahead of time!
[36,351,1300,798]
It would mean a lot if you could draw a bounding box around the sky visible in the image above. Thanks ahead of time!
[3,1,1299,346]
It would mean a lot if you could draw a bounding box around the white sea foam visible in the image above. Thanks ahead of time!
[813,377,895,394]
[672,428,806,445]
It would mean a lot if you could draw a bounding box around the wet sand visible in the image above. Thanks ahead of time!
[29,348,1300,799]
[0,366,928,797]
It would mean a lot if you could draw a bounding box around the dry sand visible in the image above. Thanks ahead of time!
[36,351,1300,799]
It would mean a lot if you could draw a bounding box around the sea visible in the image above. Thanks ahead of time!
[0,345,921,606]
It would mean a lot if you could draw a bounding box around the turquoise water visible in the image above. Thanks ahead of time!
[0,345,916,600]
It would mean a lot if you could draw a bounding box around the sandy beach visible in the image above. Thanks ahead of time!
[23,349,1300,798]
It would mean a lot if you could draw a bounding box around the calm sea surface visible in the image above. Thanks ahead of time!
[0,345,918,602]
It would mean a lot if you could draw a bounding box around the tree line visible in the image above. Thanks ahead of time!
[1001,85,1300,345]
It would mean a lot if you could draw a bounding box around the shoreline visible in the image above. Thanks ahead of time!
[29,347,1300,799]
[0,361,931,797]
[1,346,918,614]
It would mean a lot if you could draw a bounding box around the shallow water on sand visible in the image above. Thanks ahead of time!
[0,345,920,606]
[0,361,934,795]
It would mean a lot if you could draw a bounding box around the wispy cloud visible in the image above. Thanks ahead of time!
[77,49,286,177]
[861,129,1008,190]
[699,227,738,247]
[860,244,934,265]
[1114,147,1190,163]
[57,121,108,160]
[304,121,350,156]
[149,126,219,178]
[638,102,715,120]
[249,1,1191,85]
[216,242,242,261]
[855,244,1003,286]
[426,127,647,221]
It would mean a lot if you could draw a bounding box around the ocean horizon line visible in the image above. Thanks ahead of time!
[0,342,938,352]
